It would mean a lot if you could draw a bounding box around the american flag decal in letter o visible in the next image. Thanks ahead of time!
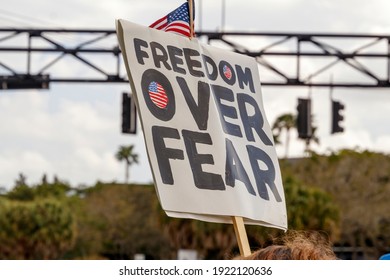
[223,65,232,80]
[148,81,168,109]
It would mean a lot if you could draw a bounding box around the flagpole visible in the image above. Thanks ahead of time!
[188,0,194,38]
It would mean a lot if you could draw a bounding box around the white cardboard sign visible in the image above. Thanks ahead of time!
[116,19,287,230]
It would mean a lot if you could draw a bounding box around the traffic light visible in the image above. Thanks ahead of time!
[296,98,312,139]
[121,92,137,134]
[331,100,344,134]
[1,74,50,89]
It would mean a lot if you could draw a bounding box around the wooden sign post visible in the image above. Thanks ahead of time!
[232,216,251,257]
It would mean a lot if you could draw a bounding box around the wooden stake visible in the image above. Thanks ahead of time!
[188,0,194,38]
[232,216,251,257]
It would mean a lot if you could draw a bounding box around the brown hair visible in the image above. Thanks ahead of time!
[239,230,337,260]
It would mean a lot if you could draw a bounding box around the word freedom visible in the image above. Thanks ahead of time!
[134,38,282,202]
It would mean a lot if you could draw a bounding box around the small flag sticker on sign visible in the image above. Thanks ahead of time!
[223,65,232,80]
[148,81,168,109]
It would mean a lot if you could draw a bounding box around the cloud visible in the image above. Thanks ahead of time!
[375,135,390,153]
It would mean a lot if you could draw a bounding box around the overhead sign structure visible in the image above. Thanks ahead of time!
[116,19,287,230]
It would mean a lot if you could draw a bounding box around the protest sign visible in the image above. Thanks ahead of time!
[116,19,287,230]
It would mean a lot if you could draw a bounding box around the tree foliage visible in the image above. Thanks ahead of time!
[1,149,388,259]
[283,176,339,237]
[72,183,171,260]
[6,173,71,201]
[0,198,76,259]
[280,149,390,259]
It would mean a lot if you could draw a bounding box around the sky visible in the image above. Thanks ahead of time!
[0,0,389,190]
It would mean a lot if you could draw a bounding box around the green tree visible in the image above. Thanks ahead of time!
[0,198,76,259]
[34,174,71,199]
[6,174,71,201]
[272,113,296,158]
[283,176,340,238]
[115,145,139,184]
[7,173,34,201]
[282,150,390,259]
[73,183,171,260]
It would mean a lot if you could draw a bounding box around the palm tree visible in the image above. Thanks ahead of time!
[115,145,139,184]
[272,113,296,158]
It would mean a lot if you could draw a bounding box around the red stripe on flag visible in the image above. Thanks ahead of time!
[165,21,191,37]
[167,21,189,29]
[151,92,168,103]
[149,16,168,29]
[149,94,167,108]
[165,27,190,37]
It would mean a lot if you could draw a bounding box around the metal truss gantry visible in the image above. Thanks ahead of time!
[1,28,390,88]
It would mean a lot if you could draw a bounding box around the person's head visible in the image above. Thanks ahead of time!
[239,230,337,260]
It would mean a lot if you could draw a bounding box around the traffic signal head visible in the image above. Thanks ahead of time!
[331,100,344,134]
[296,98,312,139]
[1,74,50,89]
[121,92,137,134]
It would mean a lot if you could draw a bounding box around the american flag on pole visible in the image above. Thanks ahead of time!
[149,2,194,38]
